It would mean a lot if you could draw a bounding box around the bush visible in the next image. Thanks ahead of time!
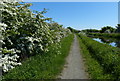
[2,34,74,79]
[0,1,71,73]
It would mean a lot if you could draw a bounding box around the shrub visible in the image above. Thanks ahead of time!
[2,34,74,79]
[0,1,71,73]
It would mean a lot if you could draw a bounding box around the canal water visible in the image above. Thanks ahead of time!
[88,36,120,48]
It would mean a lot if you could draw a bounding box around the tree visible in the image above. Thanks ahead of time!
[1,1,71,73]
[67,27,81,33]
[100,26,115,33]
[81,29,100,33]
[116,24,120,33]
[67,27,74,32]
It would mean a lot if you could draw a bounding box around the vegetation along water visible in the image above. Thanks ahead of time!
[1,0,120,80]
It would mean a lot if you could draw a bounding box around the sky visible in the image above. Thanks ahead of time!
[118,2,120,24]
[26,2,118,30]
[23,0,119,2]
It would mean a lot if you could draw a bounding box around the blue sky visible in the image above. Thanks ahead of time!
[27,2,118,30]
[24,0,119,2]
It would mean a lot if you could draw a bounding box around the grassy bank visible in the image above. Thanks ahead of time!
[88,33,120,38]
[3,34,74,79]
[78,36,110,79]
[78,34,120,80]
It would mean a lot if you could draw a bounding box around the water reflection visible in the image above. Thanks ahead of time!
[89,36,120,48]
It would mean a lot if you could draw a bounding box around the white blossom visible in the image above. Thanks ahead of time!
[1,0,22,3]
[1,1,71,73]
[0,22,7,27]
[1,48,22,72]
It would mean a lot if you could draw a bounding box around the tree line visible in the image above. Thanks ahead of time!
[81,24,120,33]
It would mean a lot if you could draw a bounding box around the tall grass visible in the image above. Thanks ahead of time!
[3,34,74,79]
[78,34,120,80]
[78,36,111,79]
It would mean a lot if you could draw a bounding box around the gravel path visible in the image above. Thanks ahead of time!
[58,35,88,79]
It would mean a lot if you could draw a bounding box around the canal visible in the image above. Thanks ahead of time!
[88,36,120,48]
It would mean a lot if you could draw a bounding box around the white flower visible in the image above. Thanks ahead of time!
[17,63,22,65]
[0,40,5,44]
[3,65,8,72]
[0,22,7,27]
[10,66,15,69]
[16,50,21,53]
[1,0,22,3]
[2,53,21,72]
[14,54,19,58]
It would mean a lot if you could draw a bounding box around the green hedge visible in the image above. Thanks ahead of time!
[78,34,120,80]
[3,34,74,79]
[88,33,120,38]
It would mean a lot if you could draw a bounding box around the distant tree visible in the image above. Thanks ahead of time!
[116,24,120,33]
[67,27,81,33]
[67,27,74,32]
[81,29,100,33]
[100,26,115,33]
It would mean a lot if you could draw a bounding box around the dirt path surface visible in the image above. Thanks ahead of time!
[58,35,88,79]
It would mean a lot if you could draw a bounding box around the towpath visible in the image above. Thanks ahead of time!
[58,35,88,79]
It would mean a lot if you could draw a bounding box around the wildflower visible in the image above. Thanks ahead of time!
[0,23,7,27]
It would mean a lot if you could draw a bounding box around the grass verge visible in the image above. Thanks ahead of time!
[3,34,74,79]
[77,34,120,80]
